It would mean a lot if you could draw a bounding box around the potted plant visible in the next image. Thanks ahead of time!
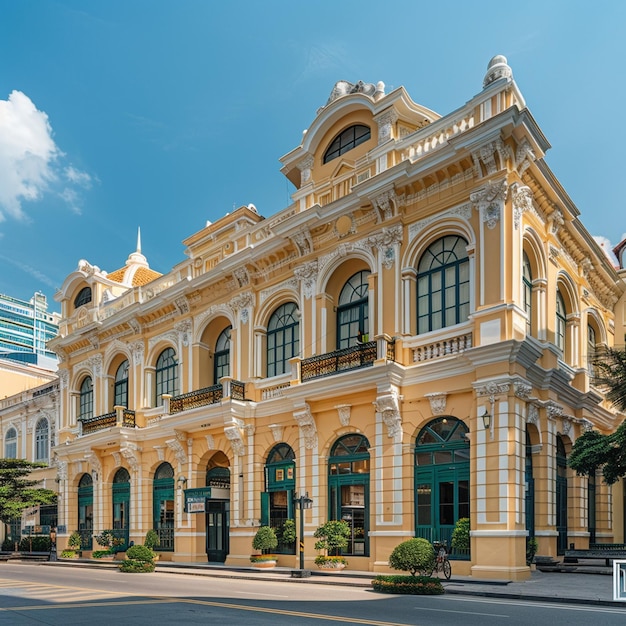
[61,531,82,559]
[313,520,350,569]
[250,525,278,568]
[93,529,124,559]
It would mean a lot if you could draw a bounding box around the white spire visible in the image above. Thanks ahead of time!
[137,227,142,254]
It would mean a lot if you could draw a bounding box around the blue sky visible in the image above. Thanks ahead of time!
[1,0,624,312]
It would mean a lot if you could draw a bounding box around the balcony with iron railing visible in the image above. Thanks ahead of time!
[79,407,136,435]
[164,378,246,415]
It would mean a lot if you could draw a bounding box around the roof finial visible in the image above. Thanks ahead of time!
[137,227,141,254]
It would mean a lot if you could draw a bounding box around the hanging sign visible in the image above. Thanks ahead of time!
[184,487,212,513]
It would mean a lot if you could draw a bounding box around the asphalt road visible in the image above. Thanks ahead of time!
[0,564,623,625]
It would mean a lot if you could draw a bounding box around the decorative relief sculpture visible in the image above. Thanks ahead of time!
[425,392,447,416]
[174,320,192,347]
[513,382,532,400]
[470,179,508,229]
[293,403,318,449]
[365,224,403,270]
[297,155,314,184]
[374,392,402,439]
[166,437,187,465]
[290,229,313,256]
[372,189,397,222]
[294,261,318,299]
[374,108,399,144]
[336,404,351,427]
[224,425,245,456]
[511,184,534,230]
[268,424,284,442]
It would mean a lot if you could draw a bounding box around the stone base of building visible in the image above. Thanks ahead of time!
[471,564,531,581]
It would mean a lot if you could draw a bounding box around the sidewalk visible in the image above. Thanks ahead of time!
[40,558,624,608]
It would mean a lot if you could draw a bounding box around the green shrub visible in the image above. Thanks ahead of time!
[68,531,82,550]
[92,549,114,558]
[388,538,435,576]
[314,555,347,566]
[19,536,51,552]
[313,520,350,556]
[526,537,538,565]
[144,529,159,550]
[279,519,296,545]
[60,550,77,558]
[126,544,155,561]
[1,538,14,552]
[119,559,155,573]
[372,575,444,595]
[252,526,278,554]
[451,518,470,551]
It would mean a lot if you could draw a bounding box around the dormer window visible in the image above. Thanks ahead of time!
[74,286,92,308]
[323,124,371,164]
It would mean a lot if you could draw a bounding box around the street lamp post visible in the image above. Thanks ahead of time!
[293,492,313,570]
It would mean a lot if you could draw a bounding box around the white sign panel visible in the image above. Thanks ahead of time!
[612,560,626,602]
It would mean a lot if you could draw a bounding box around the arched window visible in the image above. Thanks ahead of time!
[214,326,232,383]
[328,434,370,556]
[73,286,92,308]
[587,324,597,376]
[556,290,566,352]
[415,417,469,551]
[262,443,296,555]
[78,473,93,550]
[155,348,178,405]
[523,252,532,336]
[35,418,49,462]
[79,377,93,420]
[323,124,371,164]
[417,236,470,333]
[267,303,299,377]
[337,271,369,349]
[112,467,131,549]
[5,427,17,459]
[153,462,175,552]
[114,360,129,408]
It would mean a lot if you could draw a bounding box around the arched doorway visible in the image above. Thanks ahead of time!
[263,443,296,554]
[206,462,230,562]
[153,463,174,552]
[556,435,568,554]
[78,473,93,550]
[328,434,370,556]
[112,467,130,549]
[415,417,469,547]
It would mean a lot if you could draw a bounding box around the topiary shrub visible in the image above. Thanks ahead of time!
[60,549,78,558]
[144,529,159,551]
[451,518,470,552]
[389,538,435,576]
[68,531,82,551]
[372,575,444,595]
[313,520,350,556]
[526,537,538,565]
[119,544,156,573]
[252,526,278,554]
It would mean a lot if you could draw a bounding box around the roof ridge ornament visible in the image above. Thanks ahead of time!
[325,80,384,106]
[483,55,513,88]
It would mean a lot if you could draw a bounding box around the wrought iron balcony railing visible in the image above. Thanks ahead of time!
[301,341,377,382]
[79,408,136,435]
[170,384,223,413]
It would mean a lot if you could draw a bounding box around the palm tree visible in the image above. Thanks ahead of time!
[592,346,626,411]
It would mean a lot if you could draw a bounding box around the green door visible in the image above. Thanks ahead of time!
[78,473,93,550]
[206,500,229,562]
[112,468,130,549]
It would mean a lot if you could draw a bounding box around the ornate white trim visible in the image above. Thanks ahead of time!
[373,392,402,440]
[335,404,351,427]
[511,184,533,230]
[268,424,284,442]
[294,261,318,299]
[471,179,508,229]
[425,392,447,416]
[293,403,318,449]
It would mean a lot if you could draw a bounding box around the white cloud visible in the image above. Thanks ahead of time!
[0,90,93,221]
[593,235,619,267]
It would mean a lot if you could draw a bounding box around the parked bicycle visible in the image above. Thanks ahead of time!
[431,540,451,579]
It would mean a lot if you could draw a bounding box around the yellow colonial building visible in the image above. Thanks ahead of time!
[48,56,625,580]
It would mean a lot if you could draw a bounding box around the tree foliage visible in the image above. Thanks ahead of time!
[388,538,435,576]
[569,347,626,484]
[313,520,350,556]
[0,459,56,524]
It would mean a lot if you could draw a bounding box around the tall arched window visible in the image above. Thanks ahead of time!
[4,427,17,459]
[35,418,49,462]
[114,360,129,408]
[328,434,370,556]
[73,286,92,308]
[214,326,232,383]
[267,303,299,377]
[78,473,93,549]
[556,290,566,352]
[262,443,296,555]
[323,124,371,164]
[415,417,469,551]
[79,377,93,420]
[153,462,175,552]
[155,348,178,405]
[337,271,369,349]
[417,236,470,333]
[112,467,131,549]
[587,324,597,376]
[523,252,533,336]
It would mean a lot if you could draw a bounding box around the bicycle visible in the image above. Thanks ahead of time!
[431,540,451,579]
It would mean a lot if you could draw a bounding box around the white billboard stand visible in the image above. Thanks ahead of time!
[613,560,626,601]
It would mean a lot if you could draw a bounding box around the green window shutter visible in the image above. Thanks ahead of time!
[260,492,270,526]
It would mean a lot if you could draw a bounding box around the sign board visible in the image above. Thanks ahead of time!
[613,560,626,601]
[184,487,212,513]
